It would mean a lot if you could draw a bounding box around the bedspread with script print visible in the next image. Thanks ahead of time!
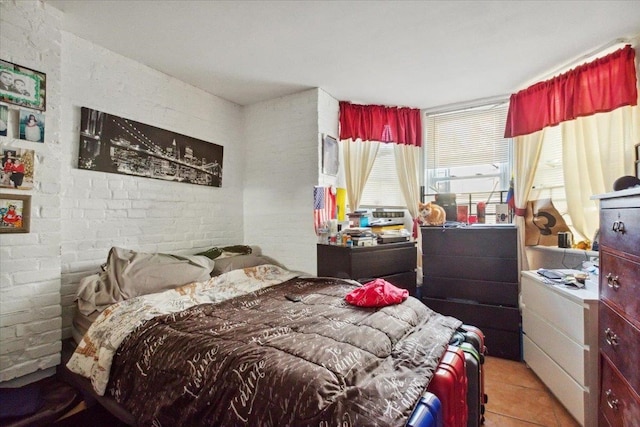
[108,277,461,427]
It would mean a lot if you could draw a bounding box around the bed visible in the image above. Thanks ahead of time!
[61,246,462,427]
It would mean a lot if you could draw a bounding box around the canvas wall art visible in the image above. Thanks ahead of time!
[78,107,223,187]
[0,60,46,111]
[1,148,35,190]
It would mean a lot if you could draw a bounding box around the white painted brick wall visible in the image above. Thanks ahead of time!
[243,89,339,274]
[58,32,246,339]
[0,0,339,385]
[0,0,63,383]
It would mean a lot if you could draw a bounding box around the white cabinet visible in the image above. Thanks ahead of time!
[520,270,599,427]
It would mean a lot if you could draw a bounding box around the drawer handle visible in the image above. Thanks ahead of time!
[605,328,619,347]
[606,273,621,290]
[611,220,626,233]
[605,389,619,411]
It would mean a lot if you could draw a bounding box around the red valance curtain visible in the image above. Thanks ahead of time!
[505,45,638,138]
[339,101,422,146]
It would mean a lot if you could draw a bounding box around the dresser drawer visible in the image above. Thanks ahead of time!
[523,336,592,426]
[422,297,521,360]
[522,307,589,386]
[423,255,518,283]
[317,243,416,279]
[422,276,518,306]
[521,275,590,344]
[600,356,640,427]
[599,252,640,329]
[362,271,416,296]
[421,226,517,258]
[351,245,415,278]
[600,207,640,257]
[599,302,640,393]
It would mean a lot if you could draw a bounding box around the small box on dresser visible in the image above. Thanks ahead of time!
[592,187,640,427]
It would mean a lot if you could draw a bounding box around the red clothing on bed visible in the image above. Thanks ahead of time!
[345,278,409,307]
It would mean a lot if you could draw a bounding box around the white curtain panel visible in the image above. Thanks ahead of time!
[342,138,380,212]
[561,104,640,241]
[514,129,545,271]
[394,143,422,268]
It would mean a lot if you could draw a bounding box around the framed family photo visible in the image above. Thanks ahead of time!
[0,60,46,111]
[19,109,44,143]
[0,193,31,233]
[1,148,35,190]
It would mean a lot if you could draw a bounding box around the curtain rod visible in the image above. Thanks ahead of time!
[422,94,510,116]
[522,36,634,87]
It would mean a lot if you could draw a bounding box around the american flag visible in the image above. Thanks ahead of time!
[314,186,336,234]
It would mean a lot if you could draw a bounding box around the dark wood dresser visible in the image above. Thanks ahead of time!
[593,188,640,427]
[316,242,417,295]
[421,225,521,360]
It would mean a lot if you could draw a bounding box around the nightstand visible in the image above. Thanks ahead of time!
[316,242,417,295]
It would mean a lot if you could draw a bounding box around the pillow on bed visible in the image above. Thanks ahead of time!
[211,253,285,276]
[76,247,215,315]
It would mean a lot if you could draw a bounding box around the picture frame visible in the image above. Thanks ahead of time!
[0,104,7,137]
[1,148,35,190]
[0,60,46,111]
[0,193,31,233]
[322,134,339,176]
[19,109,44,143]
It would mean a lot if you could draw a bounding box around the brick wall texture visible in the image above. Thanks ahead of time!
[0,0,338,383]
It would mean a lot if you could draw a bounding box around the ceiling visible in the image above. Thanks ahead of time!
[47,1,640,110]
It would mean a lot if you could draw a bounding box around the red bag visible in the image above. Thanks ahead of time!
[345,278,408,307]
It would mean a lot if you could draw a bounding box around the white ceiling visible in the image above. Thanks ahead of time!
[47,0,640,109]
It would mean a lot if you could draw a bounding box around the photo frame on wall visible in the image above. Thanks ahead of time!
[322,134,339,176]
[0,193,31,233]
[0,60,46,111]
[1,148,35,190]
[0,104,7,137]
[19,109,44,143]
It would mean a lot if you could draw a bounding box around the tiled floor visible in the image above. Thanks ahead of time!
[484,356,580,427]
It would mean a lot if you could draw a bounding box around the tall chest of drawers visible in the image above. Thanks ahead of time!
[593,188,640,427]
[421,225,520,360]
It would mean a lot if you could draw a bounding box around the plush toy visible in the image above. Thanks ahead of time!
[417,202,446,226]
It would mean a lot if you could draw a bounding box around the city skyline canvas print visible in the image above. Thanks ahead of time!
[77,107,223,187]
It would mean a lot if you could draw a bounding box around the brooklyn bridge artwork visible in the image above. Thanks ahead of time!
[78,107,223,187]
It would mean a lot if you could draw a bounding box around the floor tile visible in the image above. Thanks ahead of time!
[483,355,582,427]
[484,356,546,391]
[484,410,547,426]
[485,380,561,426]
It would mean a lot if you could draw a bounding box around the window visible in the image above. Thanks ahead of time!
[530,126,572,227]
[423,102,512,221]
[359,142,406,208]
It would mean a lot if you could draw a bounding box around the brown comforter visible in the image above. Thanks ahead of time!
[108,277,461,427]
